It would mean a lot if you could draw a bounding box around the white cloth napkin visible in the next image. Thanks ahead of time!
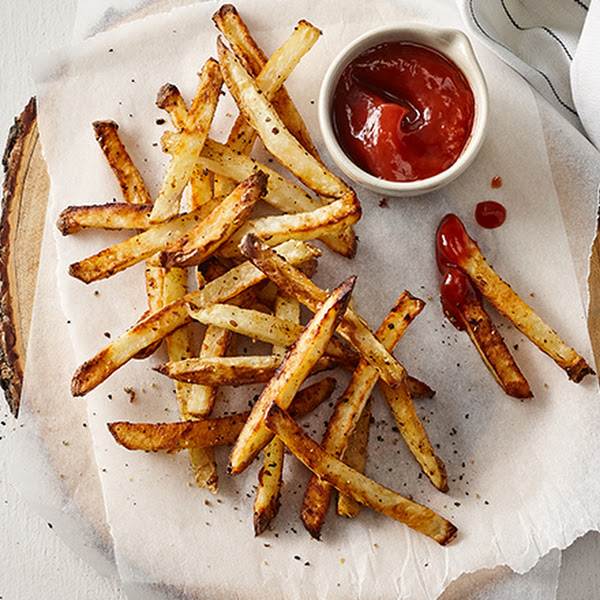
[458,0,600,148]
[572,0,600,148]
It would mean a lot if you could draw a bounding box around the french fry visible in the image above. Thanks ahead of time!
[263,403,458,545]
[228,276,356,475]
[108,413,249,451]
[68,206,211,283]
[253,291,300,535]
[185,323,232,417]
[407,376,436,400]
[156,82,189,129]
[441,266,532,398]
[68,172,265,282]
[161,265,220,491]
[336,397,372,518]
[437,214,593,382]
[217,38,349,199]
[240,233,407,389]
[156,355,281,386]
[254,436,284,536]
[57,203,153,235]
[218,18,321,155]
[214,4,357,257]
[71,240,321,396]
[92,120,152,205]
[91,118,168,360]
[108,376,336,453]
[212,4,321,158]
[158,171,268,268]
[301,291,440,539]
[155,354,342,387]
[150,58,223,223]
[217,190,361,258]
[188,303,358,368]
[378,379,448,493]
[213,16,321,199]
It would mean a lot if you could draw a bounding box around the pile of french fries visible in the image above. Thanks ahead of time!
[436,213,593,397]
[59,5,457,545]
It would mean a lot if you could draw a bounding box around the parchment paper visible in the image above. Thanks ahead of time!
[28,0,600,598]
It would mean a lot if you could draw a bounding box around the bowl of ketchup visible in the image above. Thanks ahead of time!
[319,24,488,197]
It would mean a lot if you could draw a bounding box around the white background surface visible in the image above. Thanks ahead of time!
[1,1,599,598]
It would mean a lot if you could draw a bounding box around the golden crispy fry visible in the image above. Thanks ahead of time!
[378,379,448,493]
[336,397,372,518]
[217,18,321,156]
[156,355,281,386]
[228,276,356,475]
[301,291,431,538]
[218,190,361,258]
[240,233,407,388]
[155,354,341,387]
[92,120,152,205]
[253,291,300,535]
[185,323,232,418]
[198,138,320,213]
[254,377,335,535]
[158,171,268,268]
[254,436,284,536]
[71,240,321,396]
[212,5,321,158]
[161,265,220,491]
[108,376,336,453]
[188,303,358,368]
[91,119,169,361]
[217,38,349,199]
[150,59,223,223]
[213,5,357,256]
[57,203,153,235]
[213,17,321,199]
[68,206,212,283]
[263,403,458,545]
[441,266,532,398]
[108,414,249,451]
[407,376,436,400]
[156,82,189,128]
[437,214,593,382]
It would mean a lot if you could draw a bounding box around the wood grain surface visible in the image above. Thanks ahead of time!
[0,97,49,416]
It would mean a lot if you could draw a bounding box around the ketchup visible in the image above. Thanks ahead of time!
[435,213,476,271]
[332,42,475,182]
[440,266,482,330]
[475,201,506,229]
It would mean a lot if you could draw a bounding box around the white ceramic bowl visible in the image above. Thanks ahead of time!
[319,24,489,197]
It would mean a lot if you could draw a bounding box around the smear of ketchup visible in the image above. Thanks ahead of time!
[332,42,475,182]
[436,214,484,332]
[435,213,476,271]
[440,267,482,330]
[475,201,506,229]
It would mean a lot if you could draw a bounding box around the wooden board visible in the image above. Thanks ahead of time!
[0,98,49,416]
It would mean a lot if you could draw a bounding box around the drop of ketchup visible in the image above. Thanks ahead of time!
[435,213,475,271]
[440,266,482,330]
[475,201,506,229]
[332,42,475,182]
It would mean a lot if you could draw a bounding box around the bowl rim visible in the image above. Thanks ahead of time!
[318,23,489,197]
